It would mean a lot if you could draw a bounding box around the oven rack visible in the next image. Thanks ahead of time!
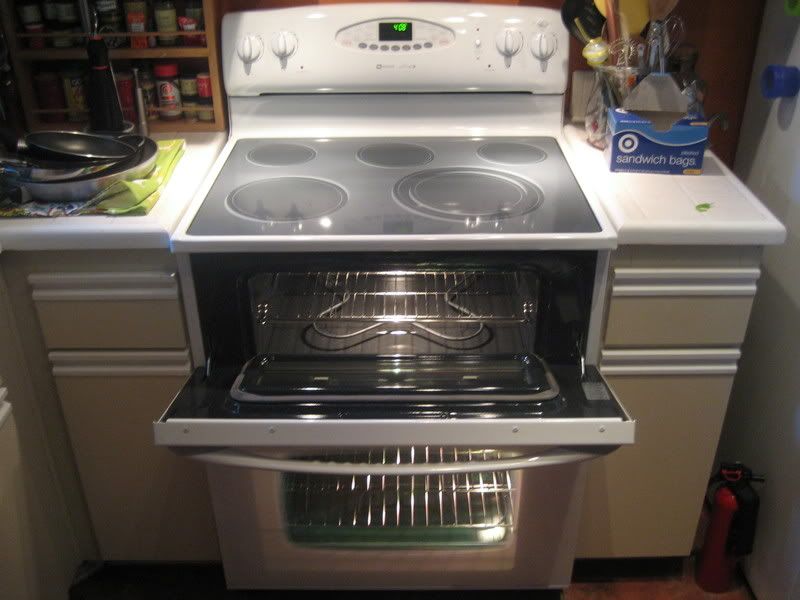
[283,448,515,547]
[250,270,539,325]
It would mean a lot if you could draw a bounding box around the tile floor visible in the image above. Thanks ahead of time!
[69,559,755,600]
[568,558,754,600]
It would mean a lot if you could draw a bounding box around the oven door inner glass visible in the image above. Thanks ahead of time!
[232,354,559,402]
[283,448,515,547]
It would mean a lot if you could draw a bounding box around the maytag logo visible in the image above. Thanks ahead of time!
[618,133,639,154]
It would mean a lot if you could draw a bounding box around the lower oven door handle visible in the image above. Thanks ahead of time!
[186,447,611,475]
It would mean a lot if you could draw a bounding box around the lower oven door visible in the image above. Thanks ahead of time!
[154,364,633,590]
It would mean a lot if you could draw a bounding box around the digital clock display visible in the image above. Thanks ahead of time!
[379,22,413,41]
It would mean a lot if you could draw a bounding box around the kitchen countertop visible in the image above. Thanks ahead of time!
[0,126,786,251]
[563,125,786,246]
[0,132,227,252]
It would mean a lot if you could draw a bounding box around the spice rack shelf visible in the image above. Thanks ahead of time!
[17,46,211,59]
[0,0,226,133]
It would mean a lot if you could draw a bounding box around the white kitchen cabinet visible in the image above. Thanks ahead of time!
[30,272,187,350]
[577,246,762,558]
[576,368,735,557]
[52,352,219,561]
[1,250,219,563]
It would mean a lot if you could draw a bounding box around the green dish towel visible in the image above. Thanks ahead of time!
[88,139,186,215]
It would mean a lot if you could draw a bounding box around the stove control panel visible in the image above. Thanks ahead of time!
[222,3,568,95]
[335,18,456,53]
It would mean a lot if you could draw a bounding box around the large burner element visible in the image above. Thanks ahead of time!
[477,142,547,165]
[247,143,317,166]
[227,178,347,222]
[357,143,434,167]
[394,167,543,221]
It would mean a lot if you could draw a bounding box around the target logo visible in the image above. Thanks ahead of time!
[618,134,639,154]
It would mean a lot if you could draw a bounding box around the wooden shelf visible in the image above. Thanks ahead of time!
[0,0,225,134]
[28,117,224,134]
[17,46,210,61]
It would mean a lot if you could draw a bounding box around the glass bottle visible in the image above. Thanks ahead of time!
[153,0,177,46]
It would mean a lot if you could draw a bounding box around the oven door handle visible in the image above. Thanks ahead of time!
[186,447,611,475]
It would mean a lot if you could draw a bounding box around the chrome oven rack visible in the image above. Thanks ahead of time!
[251,270,539,324]
[283,448,515,547]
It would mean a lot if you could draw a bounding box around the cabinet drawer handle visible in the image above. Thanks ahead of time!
[612,268,760,296]
[49,350,191,377]
[29,272,178,301]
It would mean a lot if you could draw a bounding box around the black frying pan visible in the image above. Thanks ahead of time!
[0,128,136,162]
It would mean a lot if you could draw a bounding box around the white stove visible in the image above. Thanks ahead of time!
[171,3,616,252]
[157,5,635,591]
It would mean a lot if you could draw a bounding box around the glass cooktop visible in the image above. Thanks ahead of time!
[187,137,600,237]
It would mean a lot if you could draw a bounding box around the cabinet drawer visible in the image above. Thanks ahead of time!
[577,358,736,558]
[51,351,219,561]
[605,268,759,347]
[30,272,186,350]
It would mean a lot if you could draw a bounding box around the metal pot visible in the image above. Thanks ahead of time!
[0,156,119,182]
[21,137,158,202]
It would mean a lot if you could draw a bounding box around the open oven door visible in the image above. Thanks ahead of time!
[154,360,634,462]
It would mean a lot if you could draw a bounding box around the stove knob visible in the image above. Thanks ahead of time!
[271,30,298,70]
[495,28,523,68]
[237,34,264,74]
[530,32,557,72]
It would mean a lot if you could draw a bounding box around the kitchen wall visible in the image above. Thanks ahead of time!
[214,0,764,166]
[716,1,800,599]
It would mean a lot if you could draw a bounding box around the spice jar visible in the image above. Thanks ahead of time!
[154,62,182,120]
[123,0,148,49]
[154,0,178,46]
[196,97,213,121]
[96,0,125,48]
[196,72,211,98]
[137,66,158,120]
[34,71,67,122]
[61,66,87,122]
[16,1,43,25]
[179,74,197,98]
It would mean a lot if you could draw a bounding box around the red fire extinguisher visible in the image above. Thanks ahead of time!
[696,462,763,593]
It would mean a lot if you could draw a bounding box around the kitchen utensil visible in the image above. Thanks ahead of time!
[0,156,118,182]
[649,0,680,22]
[604,0,619,43]
[86,36,125,132]
[561,0,606,43]
[626,17,687,116]
[0,28,23,134]
[0,129,137,162]
[583,37,610,67]
[20,136,157,202]
[132,68,149,136]
[594,0,650,35]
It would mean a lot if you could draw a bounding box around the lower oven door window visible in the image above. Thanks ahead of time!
[202,447,586,589]
[282,448,515,548]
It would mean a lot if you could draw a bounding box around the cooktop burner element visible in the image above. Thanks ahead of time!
[477,142,547,165]
[227,178,347,222]
[247,143,317,166]
[357,143,435,168]
[394,168,543,222]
